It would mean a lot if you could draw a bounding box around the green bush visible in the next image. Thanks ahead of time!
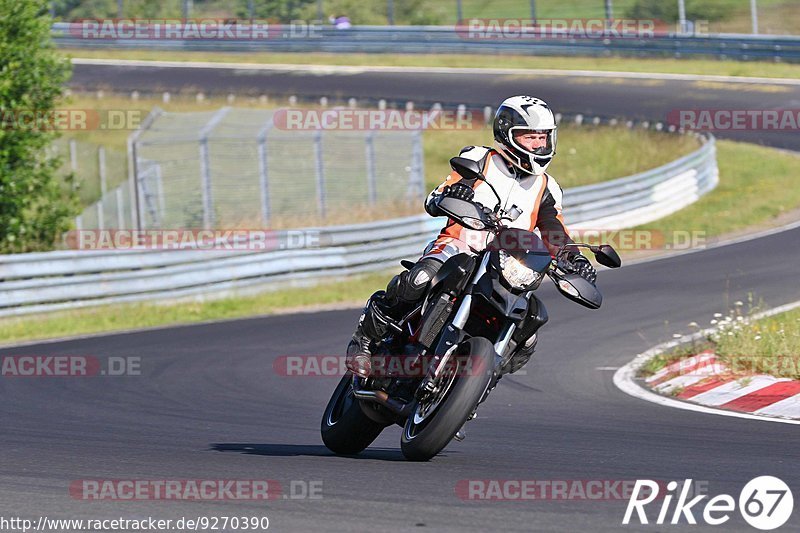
[0,0,78,253]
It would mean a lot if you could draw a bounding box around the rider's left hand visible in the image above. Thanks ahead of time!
[566,252,597,284]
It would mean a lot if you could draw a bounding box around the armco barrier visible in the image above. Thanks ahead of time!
[52,23,800,62]
[0,136,716,317]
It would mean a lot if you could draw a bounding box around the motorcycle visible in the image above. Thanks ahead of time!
[321,156,622,461]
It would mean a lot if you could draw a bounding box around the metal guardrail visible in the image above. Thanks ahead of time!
[0,135,717,317]
[52,23,800,62]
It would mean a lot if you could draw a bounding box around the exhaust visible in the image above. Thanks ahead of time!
[352,386,413,417]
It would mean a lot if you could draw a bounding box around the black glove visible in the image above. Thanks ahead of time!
[566,252,597,284]
[442,182,475,202]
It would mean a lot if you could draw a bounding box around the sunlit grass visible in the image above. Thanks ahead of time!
[65,48,800,79]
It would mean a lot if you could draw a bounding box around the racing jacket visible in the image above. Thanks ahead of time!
[422,145,572,262]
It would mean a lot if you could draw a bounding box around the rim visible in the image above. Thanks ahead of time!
[413,361,458,425]
[405,347,463,439]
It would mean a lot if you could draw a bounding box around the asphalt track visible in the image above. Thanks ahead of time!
[1,64,799,532]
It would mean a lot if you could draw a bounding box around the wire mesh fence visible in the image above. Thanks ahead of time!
[76,107,424,230]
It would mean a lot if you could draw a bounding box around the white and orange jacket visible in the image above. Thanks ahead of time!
[422,146,572,262]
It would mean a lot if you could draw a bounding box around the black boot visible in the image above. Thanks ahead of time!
[346,292,393,378]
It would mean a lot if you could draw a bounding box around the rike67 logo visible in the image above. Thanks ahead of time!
[623,477,793,530]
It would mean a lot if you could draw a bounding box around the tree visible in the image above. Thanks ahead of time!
[0,0,77,253]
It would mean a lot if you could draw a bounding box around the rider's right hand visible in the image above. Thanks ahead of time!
[442,182,475,202]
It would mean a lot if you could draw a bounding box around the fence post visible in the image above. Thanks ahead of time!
[409,130,424,201]
[604,0,614,35]
[96,202,104,230]
[750,0,759,34]
[198,140,214,229]
[127,107,164,231]
[98,146,107,196]
[197,107,231,229]
[155,164,165,223]
[365,131,377,205]
[116,188,125,229]
[128,138,137,229]
[314,130,326,219]
[256,118,274,225]
[69,139,78,172]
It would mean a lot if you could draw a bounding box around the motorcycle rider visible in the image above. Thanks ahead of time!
[346,96,596,378]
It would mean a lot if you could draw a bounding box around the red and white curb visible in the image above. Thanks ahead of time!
[645,350,800,419]
[614,299,800,425]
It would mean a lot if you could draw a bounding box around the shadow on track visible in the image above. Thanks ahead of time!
[210,443,409,461]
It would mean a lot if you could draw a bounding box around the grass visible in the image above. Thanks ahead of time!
[638,339,714,377]
[423,123,699,190]
[712,305,800,379]
[0,271,396,346]
[639,305,800,380]
[65,49,800,80]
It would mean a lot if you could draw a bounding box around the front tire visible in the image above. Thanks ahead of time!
[321,373,387,455]
[400,337,495,461]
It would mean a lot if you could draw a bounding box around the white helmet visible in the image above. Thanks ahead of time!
[493,95,557,176]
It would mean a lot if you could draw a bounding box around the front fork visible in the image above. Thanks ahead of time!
[417,254,518,402]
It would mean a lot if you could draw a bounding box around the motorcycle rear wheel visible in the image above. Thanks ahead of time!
[321,373,388,455]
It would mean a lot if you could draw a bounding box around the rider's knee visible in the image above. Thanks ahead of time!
[385,257,443,308]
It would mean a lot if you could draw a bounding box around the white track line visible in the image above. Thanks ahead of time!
[614,299,800,425]
[70,58,800,86]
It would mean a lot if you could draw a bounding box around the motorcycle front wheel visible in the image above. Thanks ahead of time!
[400,337,494,461]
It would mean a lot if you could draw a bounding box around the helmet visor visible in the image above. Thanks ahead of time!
[509,127,555,158]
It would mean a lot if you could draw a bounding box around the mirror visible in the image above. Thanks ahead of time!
[592,245,622,268]
[555,274,602,309]
[449,157,484,182]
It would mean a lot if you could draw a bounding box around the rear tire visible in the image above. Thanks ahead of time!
[400,337,494,461]
[321,373,388,455]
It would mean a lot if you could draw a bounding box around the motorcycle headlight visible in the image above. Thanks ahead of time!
[499,250,543,290]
